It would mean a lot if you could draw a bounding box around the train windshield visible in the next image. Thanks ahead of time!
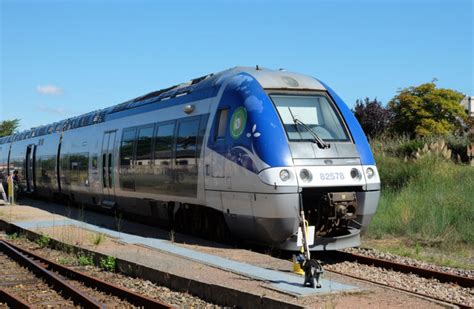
[271,94,349,142]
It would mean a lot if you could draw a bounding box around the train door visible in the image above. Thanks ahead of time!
[25,145,36,193]
[205,108,231,190]
[101,131,117,208]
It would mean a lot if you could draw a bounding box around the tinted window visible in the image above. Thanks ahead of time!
[36,155,55,186]
[151,122,175,194]
[216,109,229,139]
[61,153,89,186]
[135,125,154,193]
[136,125,154,165]
[154,123,174,161]
[120,129,136,166]
[119,128,136,190]
[174,118,199,197]
[176,120,198,160]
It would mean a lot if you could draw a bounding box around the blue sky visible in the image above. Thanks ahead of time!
[1,0,473,131]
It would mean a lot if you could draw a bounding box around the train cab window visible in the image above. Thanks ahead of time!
[215,108,229,139]
[272,94,349,142]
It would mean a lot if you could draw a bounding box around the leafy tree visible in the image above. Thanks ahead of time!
[353,98,391,138]
[0,119,20,137]
[388,82,466,137]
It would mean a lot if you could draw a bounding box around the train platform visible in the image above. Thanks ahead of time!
[0,200,451,308]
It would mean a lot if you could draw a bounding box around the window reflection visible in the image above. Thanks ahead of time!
[119,128,136,190]
[152,122,175,194]
[135,125,154,193]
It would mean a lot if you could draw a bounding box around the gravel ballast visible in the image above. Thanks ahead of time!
[326,260,474,307]
[0,234,223,308]
[344,247,474,278]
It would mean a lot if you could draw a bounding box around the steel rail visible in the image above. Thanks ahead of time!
[0,240,103,308]
[331,251,474,288]
[0,288,30,309]
[2,239,173,309]
[328,268,472,309]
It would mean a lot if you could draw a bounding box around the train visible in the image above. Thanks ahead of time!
[0,67,380,251]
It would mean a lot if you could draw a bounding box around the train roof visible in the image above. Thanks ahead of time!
[0,67,326,145]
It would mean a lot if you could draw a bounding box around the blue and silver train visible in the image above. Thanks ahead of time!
[0,67,380,250]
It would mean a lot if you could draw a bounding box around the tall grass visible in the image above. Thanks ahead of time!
[368,147,474,249]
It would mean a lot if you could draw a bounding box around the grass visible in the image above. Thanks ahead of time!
[91,233,106,246]
[369,155,474,246]
[58,256,76,265]
[365,138,474,268]
[363,237,473,270]
[36,234,51,248]
[78,254,94,266]
[99,256,116,272]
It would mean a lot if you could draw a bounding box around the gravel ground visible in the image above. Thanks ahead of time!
[344,247,474,278]
[325,261,474,307]
[0,234,224,308]
[74,265,224,308]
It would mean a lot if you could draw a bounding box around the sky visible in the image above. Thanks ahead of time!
[1,0,473,131]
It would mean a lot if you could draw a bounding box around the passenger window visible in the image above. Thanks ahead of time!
[120,129,137,166]
[119,128,137,190]
[215,109,229,139]
[136,125,154,166]
[151,122,175,194]
[154,123,175,162]
[176,120,199,161]
[175,118,200,197]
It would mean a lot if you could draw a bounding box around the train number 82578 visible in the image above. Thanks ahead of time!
[319,172,345,181]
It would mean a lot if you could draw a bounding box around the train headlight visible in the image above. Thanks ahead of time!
[350,168,362,181]
[279,169,291,182]
[299,169,312,182]
[366,167,375,179]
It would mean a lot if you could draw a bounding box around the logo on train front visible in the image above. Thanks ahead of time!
[230,107,247,139]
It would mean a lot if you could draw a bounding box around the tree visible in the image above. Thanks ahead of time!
[0,119,20,137]
[353,98,391,138]
[388,82,466,137]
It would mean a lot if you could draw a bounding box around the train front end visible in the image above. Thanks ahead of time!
[210,67,380,251]
[259,73,380,250]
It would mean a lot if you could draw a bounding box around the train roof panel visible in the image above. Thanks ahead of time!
[226,67,326,91]
[0,67,328,142]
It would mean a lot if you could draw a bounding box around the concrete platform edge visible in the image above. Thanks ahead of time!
[0,219,304,309]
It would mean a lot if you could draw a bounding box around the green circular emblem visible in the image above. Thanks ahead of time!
[230,107,247,139]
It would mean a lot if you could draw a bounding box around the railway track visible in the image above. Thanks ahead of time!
[329,250,473,288]
[0,239,173,308]
[322,250,474,309]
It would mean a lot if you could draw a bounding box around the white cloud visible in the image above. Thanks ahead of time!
[36,104,70,116]
[36,85,63,95]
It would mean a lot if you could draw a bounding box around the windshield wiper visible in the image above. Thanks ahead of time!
[286,107,329,149]
[293,118,330,149]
